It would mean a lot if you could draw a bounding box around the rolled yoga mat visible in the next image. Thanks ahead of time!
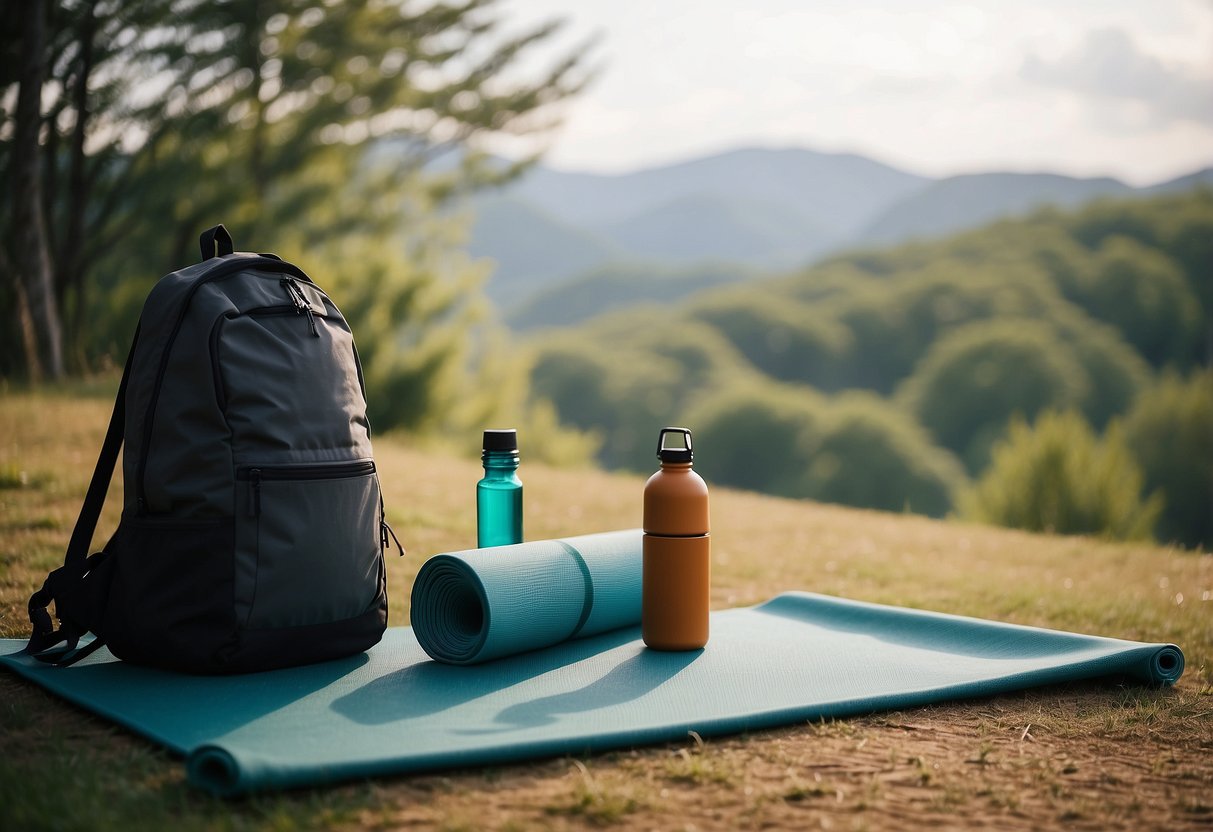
[410,529,641,664]
[0,592,1184,797]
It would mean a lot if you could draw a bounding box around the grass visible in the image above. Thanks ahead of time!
[1,386,1211,830]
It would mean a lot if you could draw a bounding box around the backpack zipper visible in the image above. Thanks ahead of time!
[281,278,319,337]
[238,460,377,517]
[209,305,305,414]
[236,461,403,556]
[247,468,262,516]
[136,258,312,514]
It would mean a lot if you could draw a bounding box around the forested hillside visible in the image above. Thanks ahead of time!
[526,191,1213,549]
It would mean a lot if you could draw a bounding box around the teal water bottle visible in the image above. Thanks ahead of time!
[477,429,523,548]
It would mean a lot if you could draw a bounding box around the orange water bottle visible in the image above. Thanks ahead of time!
[643,426,710,650]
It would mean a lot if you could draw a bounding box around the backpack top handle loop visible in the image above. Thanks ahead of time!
[199,224,235,261]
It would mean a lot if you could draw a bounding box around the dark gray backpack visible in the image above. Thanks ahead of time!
[26,225,401,673]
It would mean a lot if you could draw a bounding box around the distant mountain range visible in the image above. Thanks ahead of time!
[460,146,1213,320]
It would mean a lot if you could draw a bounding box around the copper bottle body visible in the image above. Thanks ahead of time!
[642,460,710,650]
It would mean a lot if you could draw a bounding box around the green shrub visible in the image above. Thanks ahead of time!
[529,342,618,434]
[963,410,1161,540]
[689,385,965,516]
[528,339,686,471]
[1062,320,1151,429]
[828,265,1076,394]
[807,393,966,517]
[898,320,1090,472]
[1123,372,1213,550]
[687,292,852,391]
[626,320,754,395]
[1160,202,1213,316]
[1084,236,1201,367]
[688,382,825,496]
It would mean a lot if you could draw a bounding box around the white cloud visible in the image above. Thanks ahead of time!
[1021,27,1213,125]
[495,0,1213,184]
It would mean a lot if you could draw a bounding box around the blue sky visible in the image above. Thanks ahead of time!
[496,0,1213,184]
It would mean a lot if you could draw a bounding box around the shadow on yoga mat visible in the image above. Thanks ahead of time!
[0,591,1183,798]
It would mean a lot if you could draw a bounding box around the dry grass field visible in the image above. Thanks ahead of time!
[1,388,1210,831]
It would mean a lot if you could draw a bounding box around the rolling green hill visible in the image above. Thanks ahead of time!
[859,172,1133,245]
[507,261,753,330]
[523,190,1213,548]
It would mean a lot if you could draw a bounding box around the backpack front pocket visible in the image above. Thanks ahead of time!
[235,460,381,629]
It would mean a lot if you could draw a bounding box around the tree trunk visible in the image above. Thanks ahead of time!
[0,247,43,380]
[60,0,99,371]
[10,0,65,381]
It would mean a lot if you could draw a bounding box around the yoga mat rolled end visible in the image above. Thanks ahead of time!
[1150,645,1184,686]
[187,746,243,797]
[410,555,490,665]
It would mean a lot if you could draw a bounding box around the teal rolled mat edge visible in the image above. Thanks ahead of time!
[0,591,1185,798]
[410,529,642,664]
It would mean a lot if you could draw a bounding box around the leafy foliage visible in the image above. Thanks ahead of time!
[897,320,1090,473]
[808,393,965,517]
[689,385,964,517]
[3,0,599,453]
[686,291,852,391]
[688,382,826,496]
[1123,372,1213,550]
[526,190,1211,536]
[507,261,750,331]
[963,410,1161,541]
[1080,236,1201,367]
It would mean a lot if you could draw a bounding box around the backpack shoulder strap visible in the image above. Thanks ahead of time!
[25,327,138,660]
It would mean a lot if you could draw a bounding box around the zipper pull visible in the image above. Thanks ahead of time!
[281,278,319,337]
[248,469,262,516]
[381,518,405,557]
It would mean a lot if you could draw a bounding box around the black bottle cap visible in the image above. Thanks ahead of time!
[482,429,518,452]
[657,426,693,463]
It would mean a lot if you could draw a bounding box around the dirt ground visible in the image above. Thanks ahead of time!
[347,688,1212,831]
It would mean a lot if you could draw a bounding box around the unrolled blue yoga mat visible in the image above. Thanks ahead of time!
[0,588,1183,797]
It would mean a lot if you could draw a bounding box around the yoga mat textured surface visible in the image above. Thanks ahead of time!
[410,530,641,664]
[0,592,1183,797]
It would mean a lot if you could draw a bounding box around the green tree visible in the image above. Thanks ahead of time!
[808,393,965,517]
[1159,195,1213,328]
[3,0,63,380]
[688,382,825,496]
[1,0,175,377]
[689,385,964,516]
[527,337,683,470]
[1065,191,1212,363]
[830,265,1060,393]
[589,313,755,402]
[687,291,852,391]
[1083,236,1201,367]
[529,341,616,437]
[1123,372,1213,550]
[963,410,1161,540]
[898,320,1090,472]
[111,0,588,260]
[1063,320,1151,429]
[3,0,592,446]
